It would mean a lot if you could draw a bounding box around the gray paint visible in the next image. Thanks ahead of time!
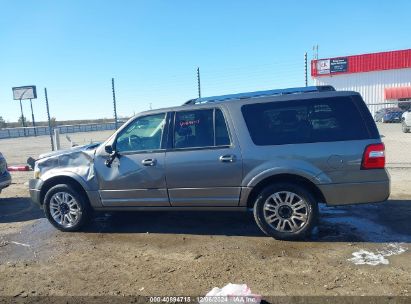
[29,90,390,209]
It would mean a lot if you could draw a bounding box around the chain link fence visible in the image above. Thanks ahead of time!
[0,122,118,139]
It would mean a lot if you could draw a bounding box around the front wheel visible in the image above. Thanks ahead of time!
[44,184,91,232]
[253,183,318,240]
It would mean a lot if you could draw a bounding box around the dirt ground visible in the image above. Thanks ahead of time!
[0,123,410,302]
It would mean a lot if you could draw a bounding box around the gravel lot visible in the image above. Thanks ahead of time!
[0,123,410,301]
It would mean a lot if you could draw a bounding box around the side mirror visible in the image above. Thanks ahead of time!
[104,144,118,168]
[105,144,114,154]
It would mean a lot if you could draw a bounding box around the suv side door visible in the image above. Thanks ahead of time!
[165,107,243,206]
[94,112,170,207]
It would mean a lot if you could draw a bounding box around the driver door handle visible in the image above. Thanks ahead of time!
[219,154,236,163]
[142,158,157,166]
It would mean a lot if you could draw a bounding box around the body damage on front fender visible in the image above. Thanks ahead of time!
[35,149,98,190]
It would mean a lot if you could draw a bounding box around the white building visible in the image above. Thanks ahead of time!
[311,49,411,116]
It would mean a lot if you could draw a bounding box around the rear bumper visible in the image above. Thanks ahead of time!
[0,171,11,191]
[29,179,43,206]
[319,180,390,206]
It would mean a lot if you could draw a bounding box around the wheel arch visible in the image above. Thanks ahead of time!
[246,173,327,208]
[40,175,90,206]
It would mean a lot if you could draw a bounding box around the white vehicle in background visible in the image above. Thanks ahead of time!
[402,110,411,133]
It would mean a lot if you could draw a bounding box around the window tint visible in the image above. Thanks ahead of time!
[174,109,230,148]
[116,113,165,152]
[241,97,370,145]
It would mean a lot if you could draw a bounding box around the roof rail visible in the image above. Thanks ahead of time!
[183,85,335,105]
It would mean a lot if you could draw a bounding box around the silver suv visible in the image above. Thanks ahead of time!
[29,86,390,240]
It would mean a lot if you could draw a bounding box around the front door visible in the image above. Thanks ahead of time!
[94,113,170,207]
[165,108,243,206]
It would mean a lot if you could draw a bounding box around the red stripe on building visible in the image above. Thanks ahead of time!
[385,86,411,100]
[311,49,411,77]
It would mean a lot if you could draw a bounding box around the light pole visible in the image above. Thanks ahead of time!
[30,98,37,136]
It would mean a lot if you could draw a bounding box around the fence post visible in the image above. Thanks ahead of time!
[54,129,61,150]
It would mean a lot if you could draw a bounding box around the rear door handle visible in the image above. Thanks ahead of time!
[219,154,236,163]
[142,158,157,166]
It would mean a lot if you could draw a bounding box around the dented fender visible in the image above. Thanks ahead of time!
[35,147,100,191]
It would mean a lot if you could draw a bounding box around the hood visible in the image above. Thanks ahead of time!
[38,142,101,160]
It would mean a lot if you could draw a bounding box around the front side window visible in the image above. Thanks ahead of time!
[174,108,230,149]
[115,113,166,152]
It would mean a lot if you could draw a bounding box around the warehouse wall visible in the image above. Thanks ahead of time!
[313,68,411,116]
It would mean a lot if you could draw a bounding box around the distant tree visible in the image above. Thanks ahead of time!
[0,116,6,128]
[50,117,57,127]
[18,116,30,126]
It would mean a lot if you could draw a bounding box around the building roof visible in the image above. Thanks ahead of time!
[311,49,411,77]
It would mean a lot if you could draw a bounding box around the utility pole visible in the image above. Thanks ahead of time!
[197,67,201,98]
[44,88,54,151]
[30,98,37,136]
[313,44,319,60]
[112,78,118,130]
[304,52,308,87]
[19,98,26,128]
[19,98,27,136]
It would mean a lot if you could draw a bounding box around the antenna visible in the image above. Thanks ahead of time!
[312,45,319,59]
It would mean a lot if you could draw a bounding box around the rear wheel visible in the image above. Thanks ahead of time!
[44,184,91,232]
[253,183,318,240]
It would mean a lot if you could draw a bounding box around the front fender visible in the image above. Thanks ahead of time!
[40,170,96,191]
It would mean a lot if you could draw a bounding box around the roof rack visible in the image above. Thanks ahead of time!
[183,85,335,105]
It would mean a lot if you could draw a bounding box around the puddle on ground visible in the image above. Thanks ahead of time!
[348,243,407,266]
[316,203,411,243]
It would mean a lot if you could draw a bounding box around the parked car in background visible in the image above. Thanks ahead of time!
[0,153,11,193]
[402,110,411,133]
[29,86,390,240]
[374,107,404,123]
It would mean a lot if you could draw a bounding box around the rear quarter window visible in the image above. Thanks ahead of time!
[241,96,371,145]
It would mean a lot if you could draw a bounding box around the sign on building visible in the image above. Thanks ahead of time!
[330,58,348,73]
[316,59,330,74]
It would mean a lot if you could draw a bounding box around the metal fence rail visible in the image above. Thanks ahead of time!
[0,122,117,139]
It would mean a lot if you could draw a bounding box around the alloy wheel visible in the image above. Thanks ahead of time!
[263,191,310,233]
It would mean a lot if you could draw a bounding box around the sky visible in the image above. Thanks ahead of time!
[1,0,411,123]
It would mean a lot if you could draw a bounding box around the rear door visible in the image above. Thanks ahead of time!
[165,107,243,206]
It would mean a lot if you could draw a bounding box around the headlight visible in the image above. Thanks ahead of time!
[34,170,41,179]
[33,164,41,179]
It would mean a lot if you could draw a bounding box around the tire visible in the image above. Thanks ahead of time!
[253,183,318,240]
[402,122,410,133]
[44,184,91,232]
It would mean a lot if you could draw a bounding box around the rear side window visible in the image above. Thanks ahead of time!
[241,96,370,145]
[174,108,231,148]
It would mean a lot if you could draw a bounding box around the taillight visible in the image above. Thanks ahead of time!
[361,143,385,169]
